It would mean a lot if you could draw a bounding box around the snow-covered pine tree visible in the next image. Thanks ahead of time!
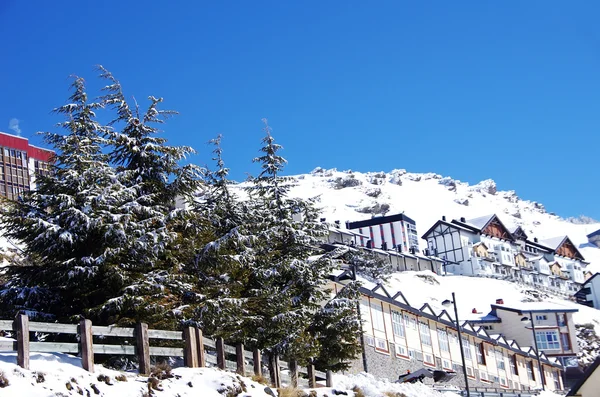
[90,67,203,326]
[308,281,363,372]
[183,135,257,340]
[243,119,331,364]
[0,77,130,320]
[342,248,392,281]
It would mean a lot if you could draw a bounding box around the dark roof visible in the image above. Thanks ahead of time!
[567,355,600,396]
[587,229,600,239]
[420,219,473,240]
[451,214,515,241]
[347,213,416,229]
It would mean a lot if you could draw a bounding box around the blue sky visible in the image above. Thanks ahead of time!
[1,1,599,219]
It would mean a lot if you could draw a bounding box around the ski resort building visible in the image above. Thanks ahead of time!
[329,271,565,392]
[587,229,600,248]
[0,131,53,200]
[324,220,444,274]
[421,214,588,295]
[346,212,419,253]
[574,272,600,309]
[466,302,579,368]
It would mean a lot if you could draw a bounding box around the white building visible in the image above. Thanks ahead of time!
[574,273,600,309]
[421,214,588,294]
[346,213,419,253]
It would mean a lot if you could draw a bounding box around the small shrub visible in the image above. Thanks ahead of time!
[251,374,269,385]
[0,370,9,388]
[150,361,173,380]
[148,376,162,391]
[115,374,127,382]
[384,392,407,397]
[97,374,113,385]
[34,371,45,383]
[277,386,305,397]
[351,386,365,397]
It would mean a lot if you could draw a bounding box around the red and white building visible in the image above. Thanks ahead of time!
[0,131,53,200]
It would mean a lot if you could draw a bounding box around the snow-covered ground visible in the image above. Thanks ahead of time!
[278,168,600,273]
[0,351,477,397]
[379,270,600,329]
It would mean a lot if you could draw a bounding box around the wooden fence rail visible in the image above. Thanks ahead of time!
[0,314,331,388]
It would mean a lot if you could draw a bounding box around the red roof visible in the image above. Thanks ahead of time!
[0,132,54,161]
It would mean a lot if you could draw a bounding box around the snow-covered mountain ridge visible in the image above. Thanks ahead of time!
[271,167,600,273]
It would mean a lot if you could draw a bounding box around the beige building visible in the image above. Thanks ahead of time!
[567,356,600,397]
[329,272,565,392]
[467,302,578,368]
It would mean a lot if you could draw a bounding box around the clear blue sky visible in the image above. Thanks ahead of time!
[1,1,599,219]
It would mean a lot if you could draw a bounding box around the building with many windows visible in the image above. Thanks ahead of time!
[0,131,53,200]
[329,271,565,392]
[421,214,589,295]
[346,212,419,253]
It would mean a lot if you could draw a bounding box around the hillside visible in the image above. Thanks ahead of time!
[277,168,600,272]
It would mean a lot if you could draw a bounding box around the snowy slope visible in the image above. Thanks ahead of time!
[274,168,600,272]
[0,351,468,397]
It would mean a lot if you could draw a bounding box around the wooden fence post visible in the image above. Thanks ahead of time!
[236,343,246,376]
[14,313,29,370]
[135,323,150,375]
[79,319,94,372]
[268,354,281,388]
[216,337,226,370]
[253,348,262,376]
[183,326,198,368]
[288,359,298,387]
[195,328,205,367]
[307,363,316,388]
[326,370,333,387]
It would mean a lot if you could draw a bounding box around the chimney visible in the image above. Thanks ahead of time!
[382,241,388,251]
[460,217,466,222]
[495,298,504,305]
[442,215,446,221]
[534,237,538,243]
[366,240,373,249]
[334,220,340,228]
[472,308,478,314]
[345,221,350,229]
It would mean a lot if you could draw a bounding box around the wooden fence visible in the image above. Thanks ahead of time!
[0,314,331,388]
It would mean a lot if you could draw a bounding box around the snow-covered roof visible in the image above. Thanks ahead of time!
[462,214,495,230]
[492,301,578,313]
[587,229,600,239]
[465,312,501,323]
[540,236,568,250]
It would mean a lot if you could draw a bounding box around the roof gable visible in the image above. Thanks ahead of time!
[419,303,437,316]
[555,236,586,261]
[480,215,515,241]
[511,226,529,240]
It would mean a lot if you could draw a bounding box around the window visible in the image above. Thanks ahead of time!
[462,337,472,361]
[391,311,405,338]
[492,375,500,383]
[480,371,488,382]
[452,362,462,372]
[496,349,505,370]
[438,329,449,352]
[408,349,423,361]
[370,302,385,331]
[424,353,434,365]
[536,331,560,350]
[476,343,486,365]
[482,325,494,330]
[466,367,474,378]
[560,333,571,351]
[527,362,535,381]
[500,377,507,387]
[365,335,375,347]
[535,314,547,321]
[442,359,451,369]
[375,338,388,352]
[403,314,416,329]
[553,371,561,389]
[395,344,407,357]
[419,322,432,346]
[510,355,518,376]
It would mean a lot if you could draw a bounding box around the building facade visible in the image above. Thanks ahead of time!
[587,229,600,249]
[421,214,588,295]
[0,131,53,200]
[467,302,579,368]
[574,273,600,309]
[347,213,419,253]
[329,273,565,393]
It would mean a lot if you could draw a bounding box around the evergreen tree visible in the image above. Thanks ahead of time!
[342,248,392,281]
[91,66,202,326]
[244,119,331,364]
[309,281,363,372]
[0,77,129,320]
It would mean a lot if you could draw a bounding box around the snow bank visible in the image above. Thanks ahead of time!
[0,351,474,397]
